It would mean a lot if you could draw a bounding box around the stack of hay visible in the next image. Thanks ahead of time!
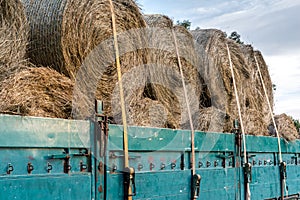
[0,0,298,141]
[1,0,149,121]
[0,0,75,118]
[192,29,273,135]
[143,14,203,129]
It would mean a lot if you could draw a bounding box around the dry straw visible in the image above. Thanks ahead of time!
[0,67,77,118]
[22,0,148,121]
[143,14,203,129]
[192,29,273,135]
[22,0,146,79]
[274,113,299,141]
[0,0,28,81]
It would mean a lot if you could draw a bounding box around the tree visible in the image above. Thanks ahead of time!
[272,84,277,91]
[176,20,191,30]
[228,31,244,44]
[293,118,300,132]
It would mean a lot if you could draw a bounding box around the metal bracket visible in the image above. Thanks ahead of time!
[192,174,201,199]
[124,167,136,198]
[233,119,242,157]
[280,162,287,180]
[244,162,252,183]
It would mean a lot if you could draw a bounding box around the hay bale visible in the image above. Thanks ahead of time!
[0,0,28,81]
[0,67,76,118]
[144,14,173,28]
[273,113,299,141]
[143,14,203,129]
[192,29,273,135]
[22,0,146,79]
[112,96,177,128]
[22,0,148,120]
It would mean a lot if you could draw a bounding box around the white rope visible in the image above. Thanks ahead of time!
[254,56,287,198]
[172,30,196,175]
[254,56,283,163]
[108,1,132,199]
[226,44,251,200]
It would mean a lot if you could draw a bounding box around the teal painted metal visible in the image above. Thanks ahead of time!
[1,114,300,199]
[0,114,93,200]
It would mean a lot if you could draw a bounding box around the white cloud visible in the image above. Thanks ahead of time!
[139,0,300,119]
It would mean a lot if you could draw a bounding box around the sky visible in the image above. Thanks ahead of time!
[138,0,300,119]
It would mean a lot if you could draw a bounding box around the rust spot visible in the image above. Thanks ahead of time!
[98,185,103,193]
[98,161,104,174]
[148,156,154,163]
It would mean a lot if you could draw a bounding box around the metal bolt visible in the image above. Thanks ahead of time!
[27,162,34,174]
[171,162,176,170]
[47,162,52,173]
[137,164,143,171]
[7,163,14,174]
[150,163,155,171]
[80,162,87,172]
[112,164,117,172]
[198,162,203,168]
[214,160,218,167]
[206,161,211,167]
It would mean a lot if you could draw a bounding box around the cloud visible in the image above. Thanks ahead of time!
[138,0,300,118]
[265,52,300,118]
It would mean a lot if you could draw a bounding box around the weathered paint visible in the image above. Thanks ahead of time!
[0,114,300,200]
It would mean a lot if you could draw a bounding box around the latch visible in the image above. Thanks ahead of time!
[280,161,287,180]
[244,162,252,183]
[124,167,136,198]
[192,174,201,199]
[233,119,242,157]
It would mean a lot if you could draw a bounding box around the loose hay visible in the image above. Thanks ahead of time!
[0,67,76,118]
[0,0,28,81]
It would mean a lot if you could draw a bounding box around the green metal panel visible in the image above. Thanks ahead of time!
[0,174,91,200]
[0,114,93,200]
[0,114,90,148]
[1,114,300,199]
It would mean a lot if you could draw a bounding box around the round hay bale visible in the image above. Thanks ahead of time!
[192,29,273,135]
[144,14,173,28]
[143,14,203,129]
[273,113,299,141]
[0,0,28,81]
[0,67,76,118]
[22,0,146,79]
[112,96,177,128]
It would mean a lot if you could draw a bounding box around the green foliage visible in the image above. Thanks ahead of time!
[176,20,191,30]
[292,118,300,131]
[228,31,244,44]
